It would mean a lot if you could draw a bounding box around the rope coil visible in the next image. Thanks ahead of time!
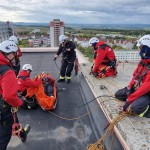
[87,112,132,150]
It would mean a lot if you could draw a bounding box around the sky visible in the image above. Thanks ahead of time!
[0,0,150,24]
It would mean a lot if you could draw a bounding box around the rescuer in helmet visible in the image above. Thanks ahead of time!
[54,35,76,83]
[115,35,150,118]
[9,35,22,76]
[0,40,30,149]
[89,38,117,78]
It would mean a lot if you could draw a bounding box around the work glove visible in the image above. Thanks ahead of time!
[54,55,58,61]
[125,87,132,96]
[119,101,129,113]
[54,57,57,61]
[93,72,99,77]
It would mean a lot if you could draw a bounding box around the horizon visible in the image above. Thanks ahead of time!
[1,0,150,24]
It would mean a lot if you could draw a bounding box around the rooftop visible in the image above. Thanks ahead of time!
[7,48,150,150]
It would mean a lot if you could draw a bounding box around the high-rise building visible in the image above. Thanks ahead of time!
[0,21,14,42]
[50,19,64,47]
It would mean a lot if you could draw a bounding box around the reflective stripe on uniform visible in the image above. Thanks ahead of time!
[139,105,149,117]
[60,76,65,79]
[66,76,71,79]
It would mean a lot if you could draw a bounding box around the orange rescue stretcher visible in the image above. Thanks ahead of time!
[26,72,57,111]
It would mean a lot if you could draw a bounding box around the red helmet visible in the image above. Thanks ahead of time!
[96,41,105,47]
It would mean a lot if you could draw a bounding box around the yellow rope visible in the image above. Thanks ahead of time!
[48,105,100,120]
[87,112,130,150]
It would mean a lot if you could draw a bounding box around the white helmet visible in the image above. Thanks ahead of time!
[137,35,150,48]
[0,40,18,53]
[9,36,18,45]
[59,35,67,43]
[22,64,33,71]
[89,37,99,46]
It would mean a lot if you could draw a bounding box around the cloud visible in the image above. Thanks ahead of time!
[0,0,150,24]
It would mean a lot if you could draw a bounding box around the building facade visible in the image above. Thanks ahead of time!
[0,21,14,42]
[50,19,64,47]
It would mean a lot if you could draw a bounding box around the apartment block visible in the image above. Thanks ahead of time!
[0,21,14,42]
[50,19,64,47]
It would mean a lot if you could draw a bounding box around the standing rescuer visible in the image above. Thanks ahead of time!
[115,35,150,118]
[54,35,76,83]
[0,40,30,150]
[9,35,22,76]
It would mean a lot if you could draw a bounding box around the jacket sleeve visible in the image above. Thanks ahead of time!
[56,44,63,56]
[17,47,22,57]
[24,77,41,88]
[1,70,23,107]
[128,71,150,104]
[92,49,106,73]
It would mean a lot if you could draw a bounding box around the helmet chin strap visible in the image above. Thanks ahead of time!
[3,53,16,66]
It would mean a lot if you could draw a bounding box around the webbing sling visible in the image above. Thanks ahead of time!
[137,64,150,86]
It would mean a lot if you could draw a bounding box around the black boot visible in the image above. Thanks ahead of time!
[21,124,31,142]
[57,79,65,82]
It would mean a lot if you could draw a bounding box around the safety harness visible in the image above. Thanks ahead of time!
[132,61,150,91]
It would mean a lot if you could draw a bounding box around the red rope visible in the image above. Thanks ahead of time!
[11,111,23,139]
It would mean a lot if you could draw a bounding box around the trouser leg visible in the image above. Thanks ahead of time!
[130,95,150,116]
[115,87,128,101]
[60,60,68,77]
[66,62,74,77]
[0,109,13,150]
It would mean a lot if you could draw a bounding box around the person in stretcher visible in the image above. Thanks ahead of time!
[42,73,55,97]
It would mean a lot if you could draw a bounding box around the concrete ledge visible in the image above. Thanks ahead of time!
[21,47,58,52]
[76,49,150,150]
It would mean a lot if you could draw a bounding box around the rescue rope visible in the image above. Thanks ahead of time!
[57,95,115,111]
[54,60,61,71]
[48,104,100,120]
[87,112,132,150]
[54,60,61,80]
[11,107,23,139]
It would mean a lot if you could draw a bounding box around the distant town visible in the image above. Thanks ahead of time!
[1,19,150,51]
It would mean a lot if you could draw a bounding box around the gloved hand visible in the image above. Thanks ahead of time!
[93,72,99,77]
[54,55,58,61]
[119,101,129,114]
[122,101,129,111]
[126,87,132,96]
[54,57,57,61]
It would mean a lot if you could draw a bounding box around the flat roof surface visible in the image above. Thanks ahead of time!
[7,50,150,150]
[8,52,113,150]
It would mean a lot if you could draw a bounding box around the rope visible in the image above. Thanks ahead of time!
[11,107,23,139]
[57,95,115,112]
[87,112,131,150]
[48,104,100,121]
